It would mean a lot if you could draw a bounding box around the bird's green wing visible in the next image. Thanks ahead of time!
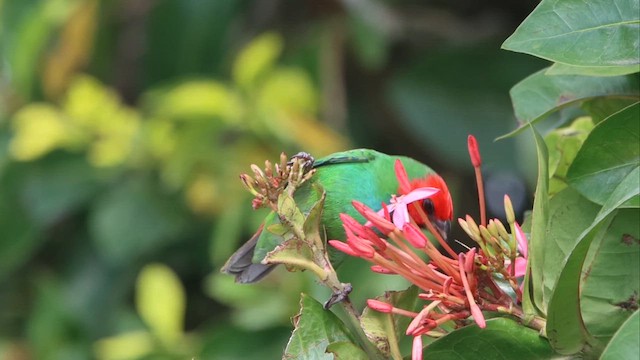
[312,149,376,168]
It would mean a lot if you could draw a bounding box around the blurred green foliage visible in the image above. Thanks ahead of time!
[0,0,549,358]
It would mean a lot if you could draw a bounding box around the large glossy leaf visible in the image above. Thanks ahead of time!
[501,70,639,138]
[502,0,640,67]
[546,63,640,77]
[542,188,600,309]
[424,318,555,359]
[526,126,550,316]
[581,209,639,345]
[567,102,640,206]
[600,310,640,360]
[544,117,593,196]
[546,182,639,355]
[283,294,357,359]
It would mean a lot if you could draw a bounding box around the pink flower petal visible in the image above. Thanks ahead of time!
[393,202,410,228]
[514,222,528,258]
[403,187,440,203]
[511,256,527,278]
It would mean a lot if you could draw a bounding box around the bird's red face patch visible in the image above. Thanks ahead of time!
[406,175,453,223]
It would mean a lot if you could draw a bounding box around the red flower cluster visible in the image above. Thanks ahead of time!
[329,136,529,359]
[329,160,487,360]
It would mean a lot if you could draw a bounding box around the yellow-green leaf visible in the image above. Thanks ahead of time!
[135,263,185,345]
[93,331,154,360]
[233,32,283,88]
[10,104,79,161]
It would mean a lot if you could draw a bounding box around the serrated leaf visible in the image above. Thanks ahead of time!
[600,310,640,360]
[424,318,555,359]
[302,185,326,241]
[567,102,640,206]
[262,235,313,269]
[278,192,305,232]
[267,223,289,236]
[500,70,639,139]
[546,63,640,77]
[136,263,185,346]
[284,294,356,359]
[502,0,640,67]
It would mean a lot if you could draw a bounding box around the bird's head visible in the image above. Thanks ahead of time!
[405,174,453,240]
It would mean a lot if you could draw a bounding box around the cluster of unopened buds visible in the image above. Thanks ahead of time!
[239,152,315,210]
[329,136,530,360]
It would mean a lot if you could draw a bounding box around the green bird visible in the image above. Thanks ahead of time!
[222,149,453,283]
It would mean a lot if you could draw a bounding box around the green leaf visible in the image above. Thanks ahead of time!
[500,70,639,138]
[546,63,640,77]
[424,318,555,359]
[302,185,326,241]
[542,188,601,309]
[600,310,640,360]
[545,116,594,196]
[582,97,639,123]
[89,178,188,265]
[360,286,420,358]
[502,0,640,67]
[278,191,305,232]
[567,102,640,206]
[546,181,639,355]
[526,126,550,316]
[284,294,356,359]
[326,341,369,360]
[136,263,185,345]
[21,155,101,226]
[581,209,639,344]
[0,164,41,279]
[232,32,283,88]
[93,331,154,360]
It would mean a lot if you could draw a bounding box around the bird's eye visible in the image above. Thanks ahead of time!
[422,199,435,215]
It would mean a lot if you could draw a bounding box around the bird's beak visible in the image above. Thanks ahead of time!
[432,219,451,240]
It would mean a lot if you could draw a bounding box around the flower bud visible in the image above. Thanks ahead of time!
[353,200,395,234]
[367,299,394,313]
[504,195,515,225]
[467,135,482,168]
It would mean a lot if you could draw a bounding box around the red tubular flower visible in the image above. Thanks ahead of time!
[328,240,359,257]
[367,299,394,313]
[467,135,482,168]
[403,223,428,248]
[352,200,396,234]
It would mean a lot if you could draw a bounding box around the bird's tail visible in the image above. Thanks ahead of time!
[221,224,275,283]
